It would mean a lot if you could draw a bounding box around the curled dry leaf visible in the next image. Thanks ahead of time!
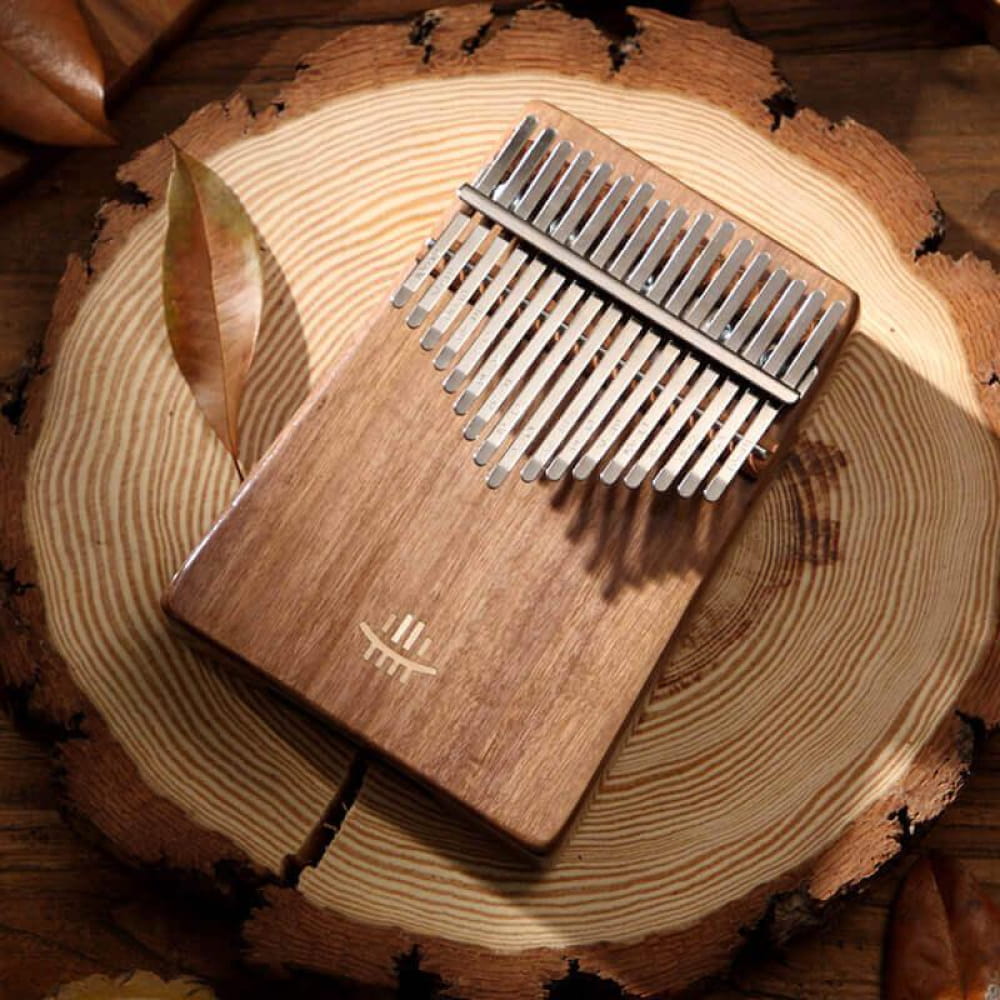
[46,970,217,999]
[0,0,115,146]
[162,141,264,479]
[885,851,1000,999]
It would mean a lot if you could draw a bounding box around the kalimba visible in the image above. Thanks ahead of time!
[165,102,857,855]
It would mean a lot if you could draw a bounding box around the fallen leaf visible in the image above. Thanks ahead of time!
[47,969,217,999]
[162,141,263,479]
[0,0,115,146]
[885,851,1000,999]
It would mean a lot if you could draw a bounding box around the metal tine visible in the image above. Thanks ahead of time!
[740,278,807,364]
[514,140,573,220]
[435,248,526,368]
[421,234,508,350]
[624,367,717,489]
[456,270,567,419]
[703,251,771,339]
[562,331,662,480]
[704,402,778,501]
[724,268,789,352]
[407,223,489,328]
[484,296,604,484]
[521,310,631,482]
[664,221,736,315]
[647,211,713,302]
[783,299,848,387]
[570,175,634,255]
[577,342,680,480]
[597,217,732,485]
[651,380,740,491]
[683,237,752,328]
[392,213,468,308]
[591,182,654,270]
[607,199,667,280]
[550,162,613,243]
[473,115,538,194]
[762,289,826,376]
[547,321,652,480]
[469,283,586,447]
[602,355,699,485]
[677,390,758,498]
[625,206,688,290]
[533,150,593,231]
[494,128,557,208]
[441,257,545,389]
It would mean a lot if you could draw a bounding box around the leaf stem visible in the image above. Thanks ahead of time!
[233,454,245,483]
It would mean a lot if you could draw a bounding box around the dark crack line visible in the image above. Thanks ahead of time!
[913,201,946,258]
[282,752,368,888]
[409,10,442,65]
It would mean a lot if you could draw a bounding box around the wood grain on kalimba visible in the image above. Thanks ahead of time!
[165,102,857,854]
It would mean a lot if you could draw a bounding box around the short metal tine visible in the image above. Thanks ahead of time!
[579,341,679,481]
[591,182,654,270]
[704,402,778,501]
[550,162,613,243]
[684,237,752,329]
[473,115,537,194]
[514,140,572,220]
[624,367,717,489]
[647,211,713,302]
[704,251,771,339]
[548,320,650,480]
[494,128,556,208]
[602,354,698,485]
[652,380,739,491]
[678,390,758,498]
[664,221,736,318]
[485,296,603,485]
[763,289,826,376]
[570,175,633,255]
[457,269,564,417]
[740,278,807,365]
[407,224,489,328]
[442,258,545,391]
[471,283,585,450]
[392,213,467,308]
[783,299,848,387]
[625,206,687,290]
[533,150,593,231]
[435,248,526,368]
[520,310,627,481]
[724,268,788,352]
[608,199,667,280]
[421,234,508,350]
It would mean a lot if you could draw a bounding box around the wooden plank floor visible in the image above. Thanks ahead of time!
[1,3,997,998]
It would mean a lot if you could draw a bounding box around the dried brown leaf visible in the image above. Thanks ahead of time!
[162,141,263,479]
[0,0,115,146]
[46,970,217,999]
[885,851,1000,1000]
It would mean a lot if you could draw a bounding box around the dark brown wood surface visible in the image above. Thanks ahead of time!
[1,3,998,999]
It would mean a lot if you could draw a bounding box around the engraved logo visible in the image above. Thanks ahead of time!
[360,613,438,684]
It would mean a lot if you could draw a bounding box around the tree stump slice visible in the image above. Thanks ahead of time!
[3,5,1000,997]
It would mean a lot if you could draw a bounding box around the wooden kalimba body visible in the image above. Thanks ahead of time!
[165,102,857,855]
